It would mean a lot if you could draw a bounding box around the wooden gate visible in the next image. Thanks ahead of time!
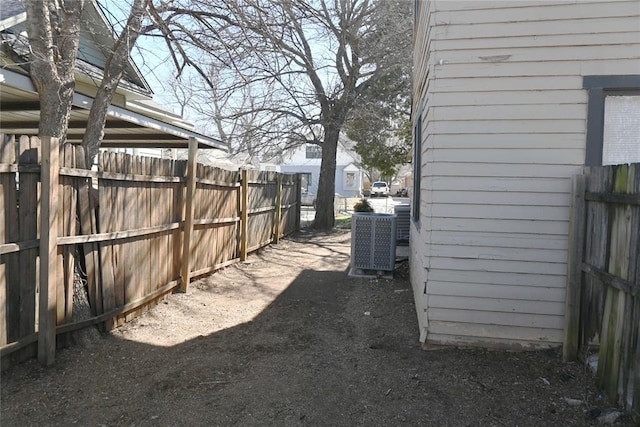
[564,163,639,419]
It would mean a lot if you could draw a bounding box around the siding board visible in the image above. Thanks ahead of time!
[429,257,568,276]
[429,163,583,178]
[433,76,583,92]
[428,269,567,288]
[431,177,573,193]
[434,44,640,65]
[430,217,569,235]
[436,1,639,25]
[431,90,587,106]
[430,191,570,206]
[435,31,640,51]
[430,230,569,250]
[429,282,567,303]
[429,295,566,316]
[433,59,640,79]
[428,244,568,264]
[433,17,640,40]
[428,322,564,345]
[430,204,570,221]
[429,148,585,165]
[429,120,586,135]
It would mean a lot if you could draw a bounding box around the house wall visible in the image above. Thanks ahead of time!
[410,0,640,348]
[279,142,364,197]
[279,164,362,198]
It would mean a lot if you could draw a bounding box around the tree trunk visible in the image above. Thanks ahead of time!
[25,0,84,141]
[82,0,148,164]
[313,126,339,230]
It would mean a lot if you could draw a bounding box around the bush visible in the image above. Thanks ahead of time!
[353,198,374,212]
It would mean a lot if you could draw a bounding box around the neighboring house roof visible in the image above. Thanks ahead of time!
[0,0,225,150]
[0,0,25,28]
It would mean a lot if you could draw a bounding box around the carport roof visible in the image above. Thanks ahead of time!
[0,68,225,150]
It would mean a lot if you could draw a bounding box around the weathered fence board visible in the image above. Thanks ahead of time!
[0,135,18,346]
[18,136,39,340]
[0,134,301,367]
[567,163,639,419]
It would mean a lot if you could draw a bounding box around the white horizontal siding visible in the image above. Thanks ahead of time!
[429,148,585,164]
[436,44,640,65]
[429,190,570,206]
[427,322,564,347]
[430,204,570,221]
[432,16,640,40]
[429,163,581,178]
[435,31,640,52]
[426,134,586,149]
[430,230,568,250]
[431,176,573,193]
[432,75,584,92]
[427,269,567,288]
[433,59,640,79]
[431,90,587,106]
[434,1,638,24]
[429,282,566,303]
[429,217,568,236]
[428,244,568,264]
[428,120,586,135]
[412,1,640,349]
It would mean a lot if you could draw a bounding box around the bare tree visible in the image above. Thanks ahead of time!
[23,0,154,164]
[82,0,151,163]
[153,0,412,229]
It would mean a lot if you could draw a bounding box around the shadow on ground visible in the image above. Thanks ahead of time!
[0,230,633,426]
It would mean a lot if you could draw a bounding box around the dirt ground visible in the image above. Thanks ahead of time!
[1,230,634,426]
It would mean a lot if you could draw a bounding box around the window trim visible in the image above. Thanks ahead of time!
[412,111,422,223]
[583,75,640,166]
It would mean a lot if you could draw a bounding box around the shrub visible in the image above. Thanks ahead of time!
[353,198,374,213]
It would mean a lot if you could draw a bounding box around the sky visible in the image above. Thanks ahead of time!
[99,0,187,117]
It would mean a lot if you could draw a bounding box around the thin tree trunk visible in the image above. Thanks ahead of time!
[313,126,339,230]
[82,0,148,164]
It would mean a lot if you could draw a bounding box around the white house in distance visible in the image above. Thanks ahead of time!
[411,0,640,349]
[278,135,365,198]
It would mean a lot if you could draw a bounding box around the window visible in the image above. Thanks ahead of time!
[305,144,322,159]
[345,172,356,189]
[603,96,640,165]
[300,173,312,193]
[412,112,422,223]
[584,75,640,166]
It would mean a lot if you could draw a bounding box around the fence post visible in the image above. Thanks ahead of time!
[563,172,586,361]
[295,173,302,231]
[274,174,283,243]
[240,169,249,261]
[180,137,197,292]
[38,136,59,366]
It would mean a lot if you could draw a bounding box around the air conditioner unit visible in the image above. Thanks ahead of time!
[350,213,397,276]
[394,204,410,245]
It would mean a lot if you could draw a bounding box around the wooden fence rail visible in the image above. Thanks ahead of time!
[0,134,301,367]
[564,163,639,420]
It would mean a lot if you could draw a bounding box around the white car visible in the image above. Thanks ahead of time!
[370,181,390,197]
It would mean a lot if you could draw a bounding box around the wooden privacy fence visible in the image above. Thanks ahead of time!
[0,135,302,366]
[564,163,639,419]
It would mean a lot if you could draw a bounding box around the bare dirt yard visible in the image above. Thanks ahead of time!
[1,230,634,426]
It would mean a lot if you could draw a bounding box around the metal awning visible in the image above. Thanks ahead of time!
[0,68,226,150]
